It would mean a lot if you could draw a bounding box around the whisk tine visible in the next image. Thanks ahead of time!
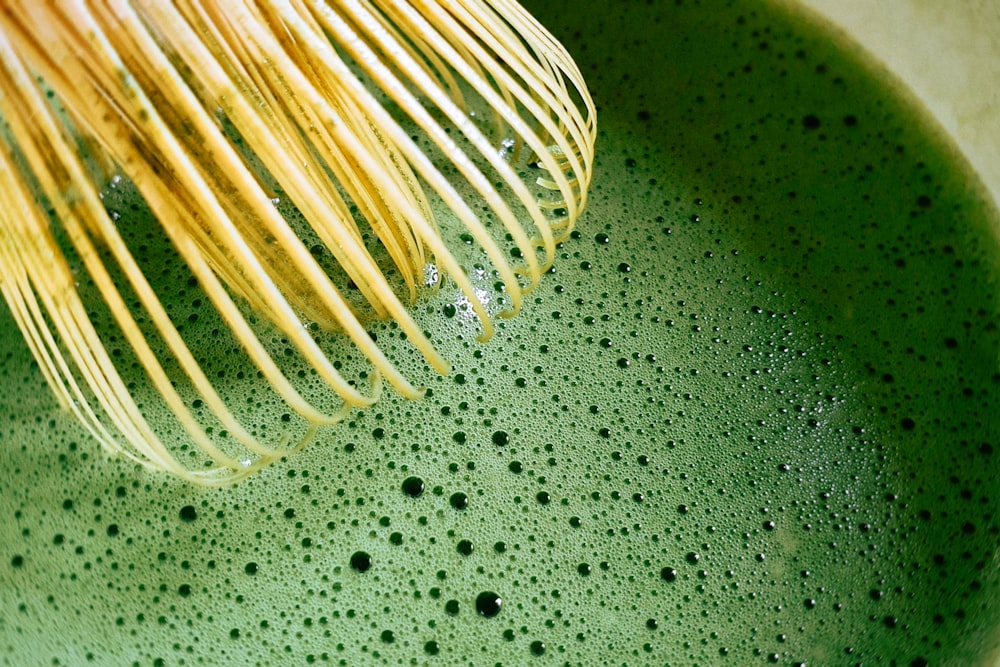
[0,21,357,484]
[0,0,595,483]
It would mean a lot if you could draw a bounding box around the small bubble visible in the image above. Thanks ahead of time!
[245,562,258,576]
[449,492,470,510]
[530,640,546,656]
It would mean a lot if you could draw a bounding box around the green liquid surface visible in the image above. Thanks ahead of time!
[2,1,999,665]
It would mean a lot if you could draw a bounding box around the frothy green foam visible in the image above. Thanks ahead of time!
[1,1,998,665]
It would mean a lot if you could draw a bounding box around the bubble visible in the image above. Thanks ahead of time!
[449,492,470,510]
[475,592,502,617]
[401,476,425,497]
[350,551,373,573]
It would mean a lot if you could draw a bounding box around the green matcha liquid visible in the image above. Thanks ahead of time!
[1,1,997,665]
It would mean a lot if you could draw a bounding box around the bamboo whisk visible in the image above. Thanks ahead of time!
[0,0,595,484]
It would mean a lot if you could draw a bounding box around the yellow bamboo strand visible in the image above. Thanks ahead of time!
[0,0,596,483]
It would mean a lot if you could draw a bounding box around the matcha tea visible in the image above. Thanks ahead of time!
[1,1,998,665]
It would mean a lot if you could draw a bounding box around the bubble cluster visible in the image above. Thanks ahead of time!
[1,0,998,665]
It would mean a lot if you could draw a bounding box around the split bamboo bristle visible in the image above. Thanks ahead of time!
[0,0,595,484]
